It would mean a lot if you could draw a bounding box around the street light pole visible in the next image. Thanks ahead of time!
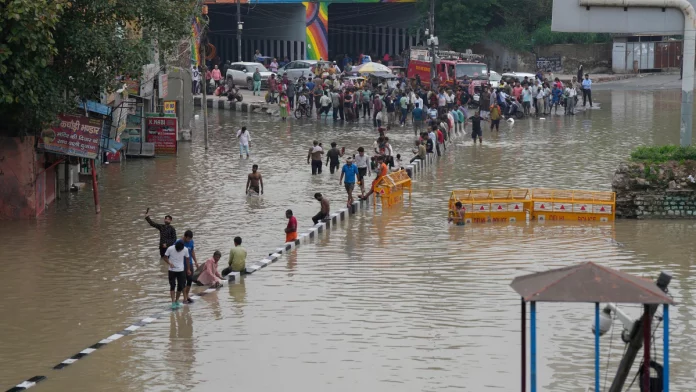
[429,0,436,80]
[201,5,210,150]
[237,0,242,62]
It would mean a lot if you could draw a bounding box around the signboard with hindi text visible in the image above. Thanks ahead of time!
[146,117,178,155]
[37,114,104,159]
[163,101,177,117]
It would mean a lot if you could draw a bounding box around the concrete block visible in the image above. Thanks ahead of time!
[206,98,213,108]
[275,247,285,254]
[223,100,231,109]
[227,271,241,281]
[314,222,325,233]
[217,100,224,109]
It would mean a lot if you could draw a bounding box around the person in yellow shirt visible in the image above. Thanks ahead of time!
[223,236,247,276]
[490,103,502,132]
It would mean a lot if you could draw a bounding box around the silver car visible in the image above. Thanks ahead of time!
[277,60,341,81]
[226,62,275,90]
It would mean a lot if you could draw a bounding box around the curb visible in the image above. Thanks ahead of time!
[194,96,272,115]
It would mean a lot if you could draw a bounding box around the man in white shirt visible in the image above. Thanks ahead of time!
[354,146,371,196]
[164,241,190,309]
[192,66,201,95]
[319,92,332,118]
[237,126,251,159]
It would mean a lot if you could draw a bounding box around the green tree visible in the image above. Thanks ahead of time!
[0,0,196,137]
[435,0,497,51]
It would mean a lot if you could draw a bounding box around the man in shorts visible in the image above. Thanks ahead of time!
[175,230,198,304]
[312,193,331,224]
[469,111,487,144]
[354,147,371,196]
[163,241,189,309]
[246,164,264,195]
[339,156,359,207]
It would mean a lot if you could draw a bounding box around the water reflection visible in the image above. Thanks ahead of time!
[0,89,694,391]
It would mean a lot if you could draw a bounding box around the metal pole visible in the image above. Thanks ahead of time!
[595,302,600,392]
[608,272,671,392]
[642,304,651,392]
[90,160,100,214]
[521,299,526,392]
[237,0,242,62]
[530,301,537,392]
[201,15,210,150]
[663,304,670,392]
[680,26,694,146]
[429,0,436,80]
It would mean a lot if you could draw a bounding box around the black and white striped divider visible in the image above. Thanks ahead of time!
[6,376,47,392]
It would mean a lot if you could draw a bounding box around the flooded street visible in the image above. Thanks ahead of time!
[2,80,696,391]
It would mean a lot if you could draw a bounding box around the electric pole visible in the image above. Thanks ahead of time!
[201,5,210,150]
[236,0,242,62]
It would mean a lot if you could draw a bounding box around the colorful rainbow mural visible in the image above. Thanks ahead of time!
[191,17,202,66]
[303,2,328,60]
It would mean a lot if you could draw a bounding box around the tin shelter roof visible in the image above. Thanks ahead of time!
[510,262,674,304]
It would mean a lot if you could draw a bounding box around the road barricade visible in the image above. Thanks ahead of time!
[374,170,412,207]
[449,189,532,224]
[530,189,616,222]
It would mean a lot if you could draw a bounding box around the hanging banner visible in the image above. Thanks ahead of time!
[37,114,104,159]
[163,101,177,116]
[146,117,178,155]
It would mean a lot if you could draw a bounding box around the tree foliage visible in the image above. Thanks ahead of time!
[0,0,196,136]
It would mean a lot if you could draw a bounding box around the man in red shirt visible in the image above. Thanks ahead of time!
[285,209,298,243]
[436,127,446,153]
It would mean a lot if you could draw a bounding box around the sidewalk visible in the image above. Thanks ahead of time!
[194,88,276,115]
[555,73,639,84]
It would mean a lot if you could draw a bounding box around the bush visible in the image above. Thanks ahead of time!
[630,145,696,163]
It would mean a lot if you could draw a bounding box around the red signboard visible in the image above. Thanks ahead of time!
[37,114,104,159]
[146,117,178,155]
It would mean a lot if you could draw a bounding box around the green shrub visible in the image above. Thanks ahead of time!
[630,145,696,163]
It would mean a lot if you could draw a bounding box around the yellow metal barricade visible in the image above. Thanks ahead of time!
[449,189,532,224]
[374,170,412,207]
[531,189,616,222]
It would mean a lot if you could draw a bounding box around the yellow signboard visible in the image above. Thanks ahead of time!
[163,101,177,117]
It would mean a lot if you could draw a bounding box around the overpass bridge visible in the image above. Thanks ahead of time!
[204,0,420,63]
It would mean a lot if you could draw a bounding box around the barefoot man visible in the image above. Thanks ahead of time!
[285,209,298,243]
[246,164,264,196]
[339,156,359,207]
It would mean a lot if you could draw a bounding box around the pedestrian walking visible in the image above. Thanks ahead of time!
[307,140,324,175]
[354,147,370,196]
[163,241,189,309]
[325,142,343,174]
[237,126,251,159]
[212,65,222,88]
[175,230,198,304]
[252,68,262,96]
[145,211,177,258]
[339,156,359,208]
[246,164,264,196]
[312,193,330,224]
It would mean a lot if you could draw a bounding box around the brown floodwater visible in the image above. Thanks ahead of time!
[1,85,695,391]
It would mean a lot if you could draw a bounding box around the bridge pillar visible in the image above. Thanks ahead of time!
[304,2,328,60]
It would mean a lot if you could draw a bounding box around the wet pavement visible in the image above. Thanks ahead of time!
[1,86,695,391]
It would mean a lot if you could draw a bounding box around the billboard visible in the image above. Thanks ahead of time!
[552,1,688,34]
[146,117,178,155]
[37,114,104,159]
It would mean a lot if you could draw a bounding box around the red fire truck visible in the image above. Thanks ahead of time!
[407,47,489,92]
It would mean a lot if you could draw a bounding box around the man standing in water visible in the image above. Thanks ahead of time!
[307,140,324,175]
[285,210,298,243]
[469,111,486,144]
[312,193,331,224]
[146,212,177,259]
[175,230,198,304]
[163,240,189,309]
[582,73,593,108]
[339,156,359,208]
[354,147,371,197]
[325,142,343,174]
[359,156,388,201]
[237,126,251,159]
[246,164,264,196]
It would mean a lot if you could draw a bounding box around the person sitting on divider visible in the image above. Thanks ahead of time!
[197,251,224,288]
[223,237,247,277]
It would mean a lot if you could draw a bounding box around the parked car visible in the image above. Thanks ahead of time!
[226,62,275,90]
[501,72,536,85]
[277,60,341,80]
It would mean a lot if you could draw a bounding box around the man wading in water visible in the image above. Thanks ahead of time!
[307,140,324,175]
[145,211,177,259]
[246,164,264,196]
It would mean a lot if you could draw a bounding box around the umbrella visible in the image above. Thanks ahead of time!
[353,62,393,75]
[367,71,397,79]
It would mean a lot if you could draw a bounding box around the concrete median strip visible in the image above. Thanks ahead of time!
[6,139,452,391]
